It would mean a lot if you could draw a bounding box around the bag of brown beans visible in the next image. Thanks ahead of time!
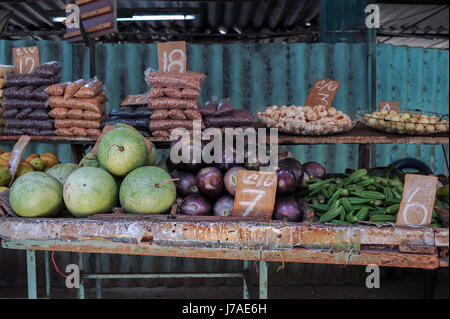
[45,82,70,96]
[148,98,198,110]
[55,119,102,129]
[64,79,86,100]
[48,108,68,119]
[74,78,103,98]
[168,109,187,120]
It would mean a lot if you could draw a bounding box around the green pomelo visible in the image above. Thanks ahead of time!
[98,127,147,177]
[63,167,118,218]
[46,163,80,184]
[120,166,176,214]
[9,172,64,218]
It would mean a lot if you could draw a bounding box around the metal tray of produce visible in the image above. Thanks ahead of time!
[256,106,356,136]
[357,108,449,135]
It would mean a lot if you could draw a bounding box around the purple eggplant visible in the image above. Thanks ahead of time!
[276,164,297,195]
[273,196,302,222]
[213,195,234,216]
[216,145,237,172]
[224,166,246,196]
[279,157,304,188]
[303,161,326,180]
[197,167,224,198]
[169,137,203,172]
[171,170,200,197]
[180,194,212,216]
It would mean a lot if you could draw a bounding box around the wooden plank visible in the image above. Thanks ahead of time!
[81,6,113,20]
[1,240,439,269]
[434,228,449,247]
[0,216,438,249]
[64,21,114,39]
[261,248,439,269]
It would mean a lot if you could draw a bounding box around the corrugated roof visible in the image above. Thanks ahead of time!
[377,3,449,49]
[0,0,320,42]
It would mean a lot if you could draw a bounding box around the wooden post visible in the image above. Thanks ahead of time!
[358,144,371,169]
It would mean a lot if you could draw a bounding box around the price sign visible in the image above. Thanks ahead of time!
[13,46,40,75]
[120,93,148,106]
[304,78,340,108]
[396,174,438,227]
[232,170,277,219]
[379,101,400,113]
[157,41,186,73]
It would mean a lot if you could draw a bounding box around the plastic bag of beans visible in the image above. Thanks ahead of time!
[184,109,202,120]
[83,110,103,121]
[199,97,219,116]
[148,88,164,98]
[32,61,62,78]
[1,86,21,99]
[86,128,102,137]
[55,119,102,129]
[148,98,198,110]
[48,108,68,119]
[49,96,104,112]
[151,130,170,139]
[28,109,50,120]
[5,74,61,87]
[32,85,50,100]
[64,79,86,100]
[17,85,36,100]
[168,109,187,120]
[203,109,254,128]
[69,127,88,137]
[74,78,103,98]
[3,108,19,118]
[216,98,233,116]
[149,120,202,131]
[150,109,169,120]
[2,98,48,109]
[16,108,33,119]
[54,128,73,136]
[145,69,206,91]
[67,109,83,120]
[45,82,70,96]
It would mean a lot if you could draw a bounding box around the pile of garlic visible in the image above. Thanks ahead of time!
[362,109,448,134]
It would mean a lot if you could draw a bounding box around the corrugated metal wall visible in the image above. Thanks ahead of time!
[0,40,448,289]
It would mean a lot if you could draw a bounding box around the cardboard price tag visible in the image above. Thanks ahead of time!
[232,170,277,219]
[120,94,148,106]
[304,78,340,108]
[13,46,40,75]
[396,174,438,227]
[157,41,186,73]
[379,101,400,113]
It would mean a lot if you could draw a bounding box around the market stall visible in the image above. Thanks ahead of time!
[0,0,449,301]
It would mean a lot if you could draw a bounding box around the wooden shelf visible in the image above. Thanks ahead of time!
[0,124,448,146]
[275,123,449,145]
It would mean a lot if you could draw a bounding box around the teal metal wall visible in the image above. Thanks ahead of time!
[0,40,448,288]
[1,40,447,173]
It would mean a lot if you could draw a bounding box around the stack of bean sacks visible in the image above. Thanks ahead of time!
[200,97,255,131]
[101,104,153,137]
[2,62,62,136]
[146,70,206,139]
[47,78,107,138]
[0,65,14,134]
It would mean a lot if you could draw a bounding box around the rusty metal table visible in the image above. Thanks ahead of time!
[0,215,448,299]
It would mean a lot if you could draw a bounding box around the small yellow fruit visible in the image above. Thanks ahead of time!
[16,162,34,177]
[40,153,59,168]
[0,152,11,162]
[0,166,12,186]
[30,158,46,171]
[25,153,40,163]
[0,158,9,168]
[0,186,8,193]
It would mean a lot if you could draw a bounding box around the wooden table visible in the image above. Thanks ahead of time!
[0,215,448,299]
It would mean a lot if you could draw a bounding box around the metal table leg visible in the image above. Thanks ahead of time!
[44,250,51,299]
[259,261,268,299]
[95,254,102,299]
[77,252,85,299]
[26,250,37,299]
[243,260,249,299]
